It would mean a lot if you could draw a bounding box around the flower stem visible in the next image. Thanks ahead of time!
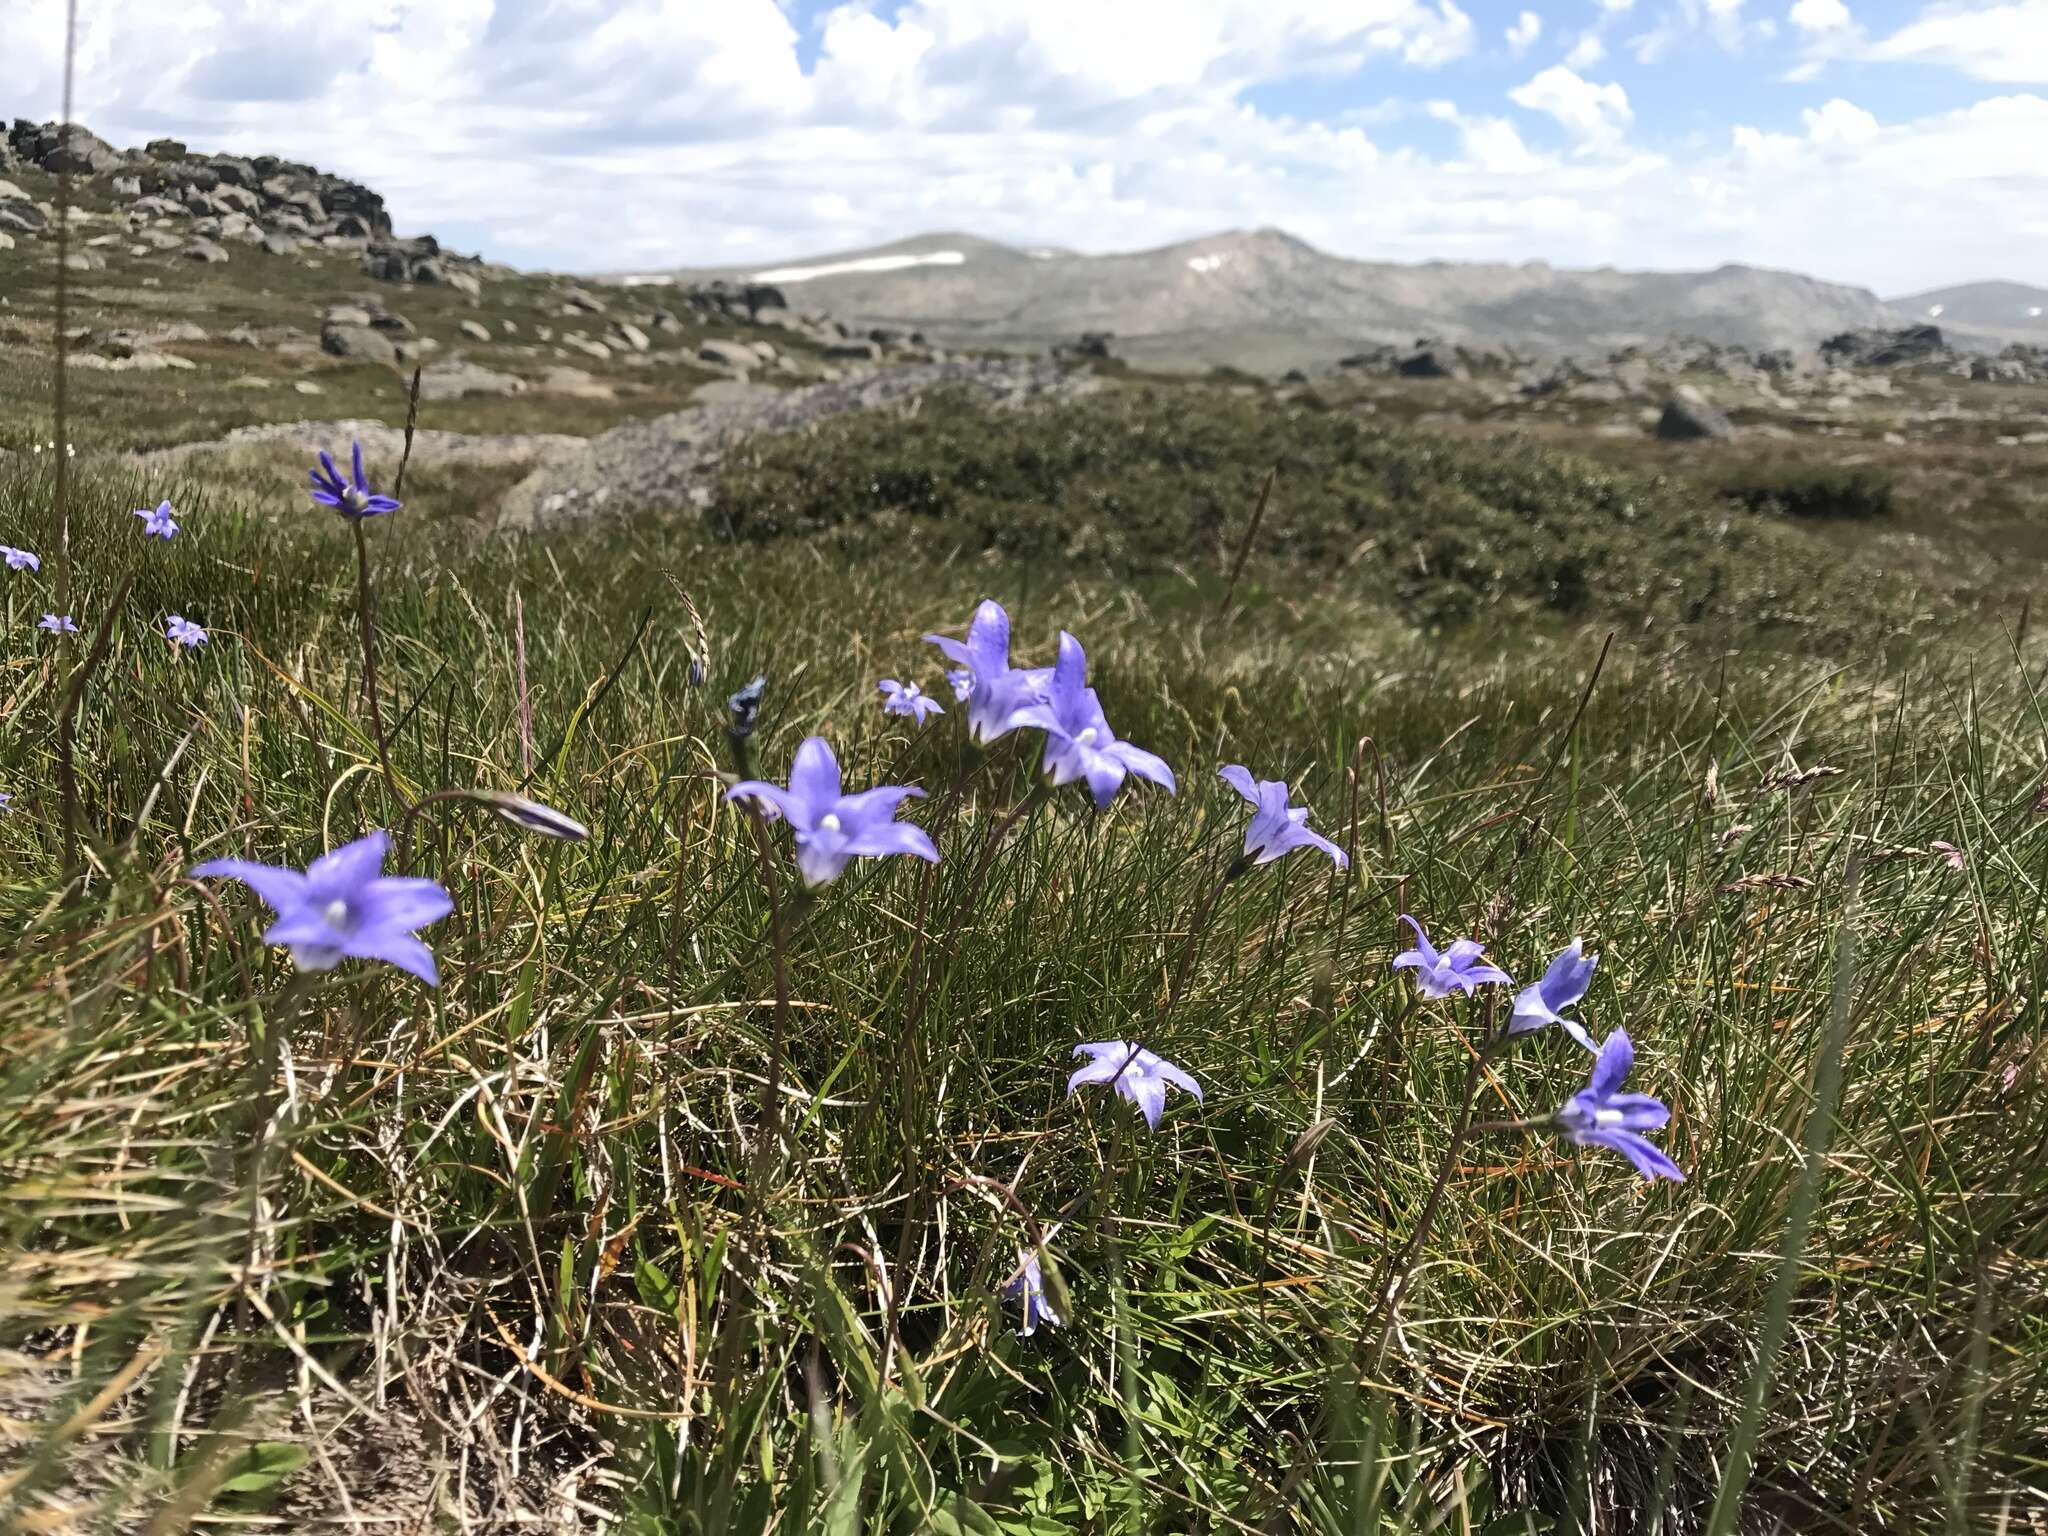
[350,517,406,810]
[1361,1016,1506,1374]
[1154,856,1242,1035]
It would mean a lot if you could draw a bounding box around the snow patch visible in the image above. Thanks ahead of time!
[1187,253,1229,275]
[2030,305,2044,318]
[751,251,967,284]
[1927,303,1945,318]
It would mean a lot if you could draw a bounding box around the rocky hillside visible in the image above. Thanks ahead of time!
[1888,281,2048,349]
[658,228,1917,370]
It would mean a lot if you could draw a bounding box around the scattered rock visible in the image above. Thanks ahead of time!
[563,335,611,362]
[1654,387,1735,441]
[294,380,325,395]
[182,238,229,264]
[697,340,759,371]
[822,339,882,362]
[460,319,493,343]
[0,231,12,252]
[0,204,47,234]
[418,360,527,401]
[560,287,607,314]
[63,250,105,273]
[608,321,651,354]
[0,178,28,203]
[321,322,408,365]
[539,367,616,401]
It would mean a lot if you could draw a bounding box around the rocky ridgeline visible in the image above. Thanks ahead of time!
[1,117,440,277]
[4,119,971,394]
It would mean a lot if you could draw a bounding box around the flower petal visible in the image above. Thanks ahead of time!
[965,599,1013,680]
[359,875,454,932]
[1218,764,1259,806]
[1108,741,1175,795]
[1152,1057,1202,1102]
[1125,1072,1167,1129]
[305,831,391,894]
[786,737,842,825]
[345,929,441,986]
[726,780,799,822]
[1397,915,1440,969]
[189,857,308,914]
[840,819,939,863]
[1589,1028,1635,1099]
[1579,1127,1684,1183]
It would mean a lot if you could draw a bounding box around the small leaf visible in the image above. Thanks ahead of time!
[218,1440,308,1494]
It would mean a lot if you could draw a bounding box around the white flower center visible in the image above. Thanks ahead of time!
[1076,726,1099,746]
[323,898,351,930]
[342,486,366,513]
[1593,1107,1625,1129]
[819,813,842,833]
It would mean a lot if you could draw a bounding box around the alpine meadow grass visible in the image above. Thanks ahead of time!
[2,394,2045,1536]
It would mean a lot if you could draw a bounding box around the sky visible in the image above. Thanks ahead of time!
[3,0,2045,295]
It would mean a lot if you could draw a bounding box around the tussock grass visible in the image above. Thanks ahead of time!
[1,421,2043,1533]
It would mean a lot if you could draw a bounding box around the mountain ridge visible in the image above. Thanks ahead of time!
[646,228,2038,370]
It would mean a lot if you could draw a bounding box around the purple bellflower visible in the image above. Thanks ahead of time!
[878,677,944,726]
[1004,633,1175,809]
[2,545,41,572]
[727,735,939,888]
[1219,765,1348,872]
[165,614,207,650]
[1000,1252,1063,1337]
[134,500,179,540]
[190,830,453,985]
[946,667,973,702]
[1510,940,1599,1051]
[309,441,402,518]
[923,599,1049,745]
[1393,914,1512,1000]
[1067,1040,1202,1129]
[39,613,78,635]
[1553,1028,1684,1182]
[0,791,13,812]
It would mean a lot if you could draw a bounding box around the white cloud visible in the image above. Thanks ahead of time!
[0,0,2041,297]
[1789,0,1851,32]
[1802,96,1880,142]
[1508,64,1633,144]
[1506,10,1543,52]
[1599,0,1635,10]
[1865,2,2048,82]
[1564,32,1608,66]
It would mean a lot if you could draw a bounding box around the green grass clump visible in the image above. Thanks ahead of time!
[1715,464,1896,521]
[709,385,1926,643]
[0,423,2043,1534]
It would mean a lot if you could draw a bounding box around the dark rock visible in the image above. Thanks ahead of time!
[321,321,407,365]
[823,339,882,362]
[11,120,125,176]
[0,204,46,234]
[144,138,188,161]
[1819,325,1948,369]
[206,156,257,188]
[1397,347,1462,380]
[1654,387,1734,441]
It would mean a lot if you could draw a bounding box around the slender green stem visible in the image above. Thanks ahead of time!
[351,517,406,810]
